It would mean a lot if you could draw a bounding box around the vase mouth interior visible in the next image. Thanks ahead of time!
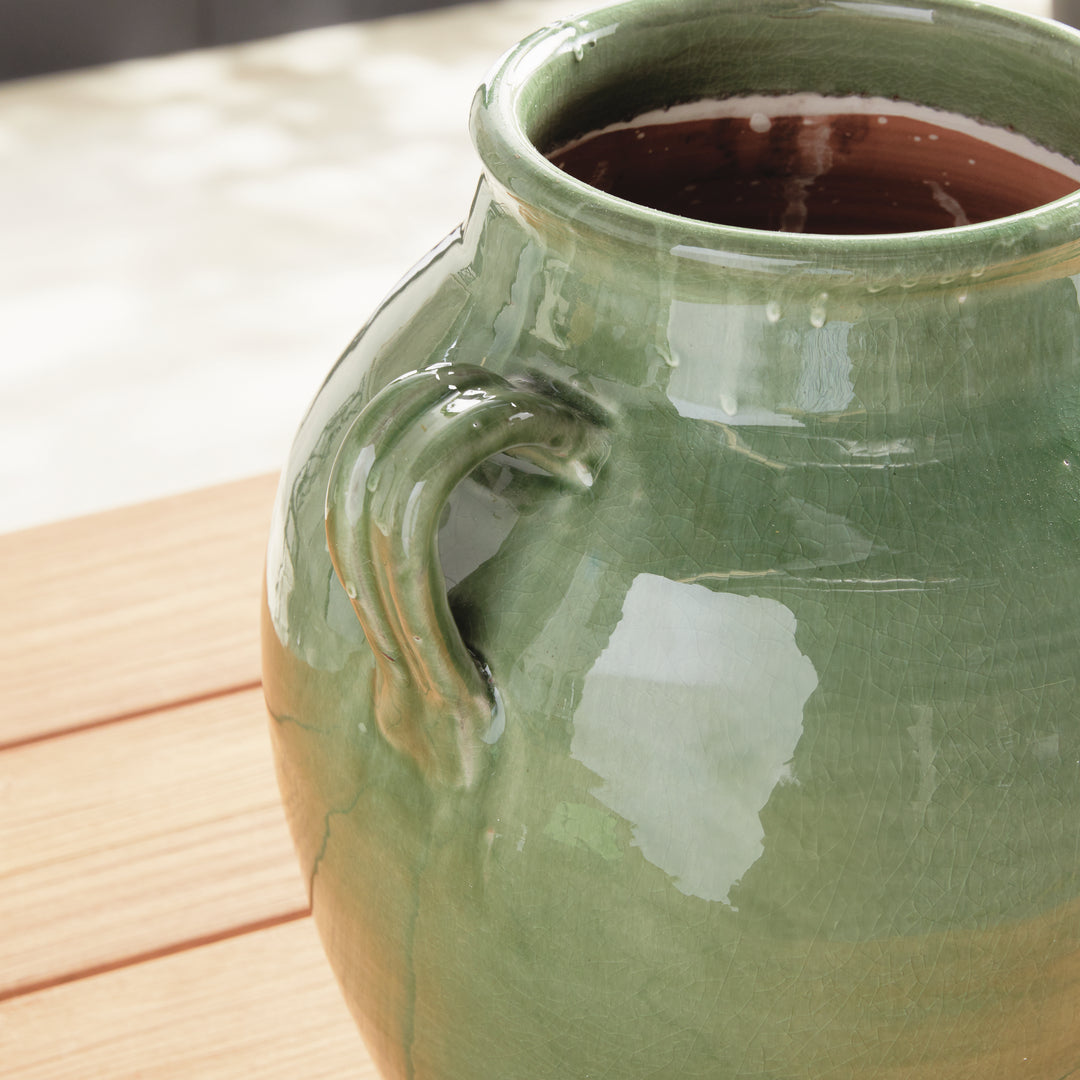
[471,0,1080,280]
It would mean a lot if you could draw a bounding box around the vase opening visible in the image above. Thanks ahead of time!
[546,95,1080,235]
[476,0,1080,255]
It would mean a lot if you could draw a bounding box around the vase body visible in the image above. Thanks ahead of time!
[262,2,1080,1077]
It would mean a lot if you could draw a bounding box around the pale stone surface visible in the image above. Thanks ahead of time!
[0,0,577,531]
[0,0,1055,531]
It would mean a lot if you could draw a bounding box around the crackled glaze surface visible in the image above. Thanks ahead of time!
[263,1,1080,1076]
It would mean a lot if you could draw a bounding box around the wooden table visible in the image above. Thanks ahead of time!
[1,475,377,1078]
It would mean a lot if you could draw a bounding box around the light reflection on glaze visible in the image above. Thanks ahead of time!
[793,320,855,412]
[826,1,934,19]
[570,573,818,903]
[437,472,519,590]
[666,299,784,424]
[264,481,294,647]
[665,299,854,426]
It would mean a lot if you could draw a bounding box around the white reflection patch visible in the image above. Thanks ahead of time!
[571,573,817,904]
[794,321,855,414]
[665,298,855,425]
[666,299,793,425]
[436,471,518,589]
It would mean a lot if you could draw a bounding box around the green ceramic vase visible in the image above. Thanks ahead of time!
[262,2,1080,1076]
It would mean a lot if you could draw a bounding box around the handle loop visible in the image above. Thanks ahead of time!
[326,363,609,788]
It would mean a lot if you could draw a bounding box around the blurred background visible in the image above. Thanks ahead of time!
[0,0,1060,532]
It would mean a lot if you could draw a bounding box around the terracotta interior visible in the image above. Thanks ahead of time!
[548,107,1080,233]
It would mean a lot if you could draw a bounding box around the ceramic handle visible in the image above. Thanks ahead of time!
[326,363,609,789]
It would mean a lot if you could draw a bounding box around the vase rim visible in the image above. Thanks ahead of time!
[470,0,1080,287]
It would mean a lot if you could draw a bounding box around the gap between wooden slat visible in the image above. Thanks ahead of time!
[0,678,263,752]
[0,918,376,1080]
[0,472,279,744]
[0,909,310,1005]
[0,686,310,999]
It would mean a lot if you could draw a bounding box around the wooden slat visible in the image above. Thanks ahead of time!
[0,918,376,1079]
[0,473,280,745]
[0,686,308,998]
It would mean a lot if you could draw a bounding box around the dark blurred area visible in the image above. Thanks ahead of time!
[1056,0,1080,26]
[0,0,472,81]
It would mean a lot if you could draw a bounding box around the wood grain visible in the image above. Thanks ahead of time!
[0,918,375,1079]
[0,473,279,745]
[0,686,308,999]
[0,473,384,1078]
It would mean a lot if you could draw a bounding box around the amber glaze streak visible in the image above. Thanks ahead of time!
[549,111,1080,233]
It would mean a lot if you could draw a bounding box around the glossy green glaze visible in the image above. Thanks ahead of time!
[262,1,1080,1076]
